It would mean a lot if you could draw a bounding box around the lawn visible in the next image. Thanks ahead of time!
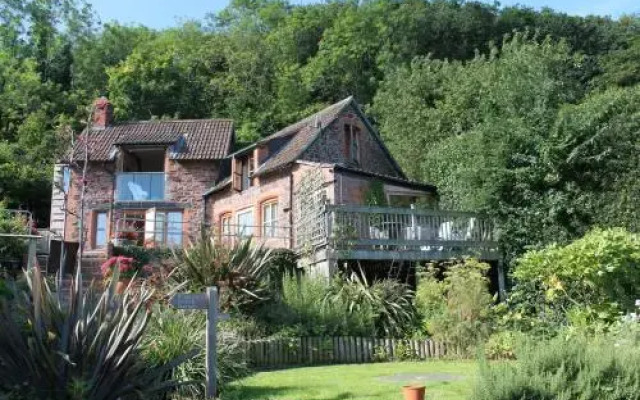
[222,361,477,400]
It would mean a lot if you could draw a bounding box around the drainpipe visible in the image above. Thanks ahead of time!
[108,162,116,256]
[201,194,208,237]
[289,173,294,249]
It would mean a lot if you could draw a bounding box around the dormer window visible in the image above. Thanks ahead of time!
[344,124,360,164]
[233,154,255,191]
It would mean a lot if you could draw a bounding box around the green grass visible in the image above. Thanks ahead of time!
[222,361,477,400]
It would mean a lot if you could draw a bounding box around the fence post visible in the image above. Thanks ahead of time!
[27,238,37,270]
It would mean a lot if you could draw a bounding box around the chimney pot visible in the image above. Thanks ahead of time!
[92,96,113,128]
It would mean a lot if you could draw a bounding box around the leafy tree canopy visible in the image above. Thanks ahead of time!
[0,0,638,256]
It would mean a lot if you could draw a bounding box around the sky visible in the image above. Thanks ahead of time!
[88,0,640,29]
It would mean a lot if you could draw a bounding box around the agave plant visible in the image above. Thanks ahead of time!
[175,236,273,312]
[0,267,191,400]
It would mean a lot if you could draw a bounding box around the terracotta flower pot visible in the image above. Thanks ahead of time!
[116,278,131,294]
[402,385,425,400]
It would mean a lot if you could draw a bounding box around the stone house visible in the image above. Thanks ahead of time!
[51,97,233,253]
[51,96,500,284]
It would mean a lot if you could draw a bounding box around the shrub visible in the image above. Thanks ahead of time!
[0,208,28,264]
[255,275,374,337]
[174,236,273,313]
[416,259,495,354]
[112,245,177,267]
[324,270,416,337]
[0,268,190,400]
[142,306,251,399]
[483,330,521,360]
[473,335,640,400]
[512,228,640,327]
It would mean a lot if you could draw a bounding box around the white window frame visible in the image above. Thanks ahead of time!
[95,211,108,248]
[220,213,232,238]
[236,208,254,237]
[262,201,278,238]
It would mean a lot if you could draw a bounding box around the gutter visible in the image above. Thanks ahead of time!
[202,178,231,197]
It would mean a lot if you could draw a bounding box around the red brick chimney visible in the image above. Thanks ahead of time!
[92,96,113,128]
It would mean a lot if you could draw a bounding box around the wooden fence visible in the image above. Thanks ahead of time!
[245,337,455,369]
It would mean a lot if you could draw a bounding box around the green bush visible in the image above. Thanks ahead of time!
[112,245,176,268]
[261,272,416,338]
[473,335,640,400]
[416,259,495,353]
[0,208,28,263]
[483,330,522,360]
[256,275,375,337]
[142,307,251,399]
[0,268,189,400]
[511,228,640,327]
[323,270,417,337]
[174,236,273,313]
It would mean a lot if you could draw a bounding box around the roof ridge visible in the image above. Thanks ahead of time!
[259,96,353,143]
[254,96,355,175]
[92,118,233,128]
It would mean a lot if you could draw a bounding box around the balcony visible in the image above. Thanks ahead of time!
[115,172,165,202]
[296,204,500,261]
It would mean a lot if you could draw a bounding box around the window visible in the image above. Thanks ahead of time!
[262,201,278,238]
[344,124,360,163]
[62,166,70,193]
[119,211,145,245]
[95,212,108,248]
[166,212,183,247]
[152,211,183,247]
[220,213,232,239]
[236,208,254,237]
[241,156,254,191]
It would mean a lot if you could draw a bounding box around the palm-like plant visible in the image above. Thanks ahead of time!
[0,267,191,400]
[175,236,273,312]
[324,268,416,337]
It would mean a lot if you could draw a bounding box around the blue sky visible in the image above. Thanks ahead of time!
[88,0,639,29]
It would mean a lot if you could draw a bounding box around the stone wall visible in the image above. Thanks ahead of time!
[332,171,370,205]
[63,157,218,249]
[166,159,218,241]
[64,162,115,247]
[206,168,293,249]
[301,105,401,178]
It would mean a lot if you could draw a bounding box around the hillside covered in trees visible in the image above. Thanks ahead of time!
[1,0,639,259]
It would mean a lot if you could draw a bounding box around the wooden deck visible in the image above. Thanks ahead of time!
[300,204,500,262]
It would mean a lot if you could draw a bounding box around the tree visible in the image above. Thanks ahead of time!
[371,34,587,257]
[107,23,224,121]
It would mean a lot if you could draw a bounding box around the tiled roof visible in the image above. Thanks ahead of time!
[73,119,233,161]
[255,97,353,174]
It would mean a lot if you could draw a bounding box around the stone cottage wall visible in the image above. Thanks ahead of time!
[301,105,401,178]
[64,162,115,248]
[166,159,218,242]
[206,168,293,249]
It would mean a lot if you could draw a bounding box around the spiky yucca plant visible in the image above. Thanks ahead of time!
[175,236,273,312]
[0,267,191,400]
[324,268,416,337]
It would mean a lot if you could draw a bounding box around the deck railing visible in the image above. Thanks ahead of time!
[320,204,499,260]
[213,223,292,249]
